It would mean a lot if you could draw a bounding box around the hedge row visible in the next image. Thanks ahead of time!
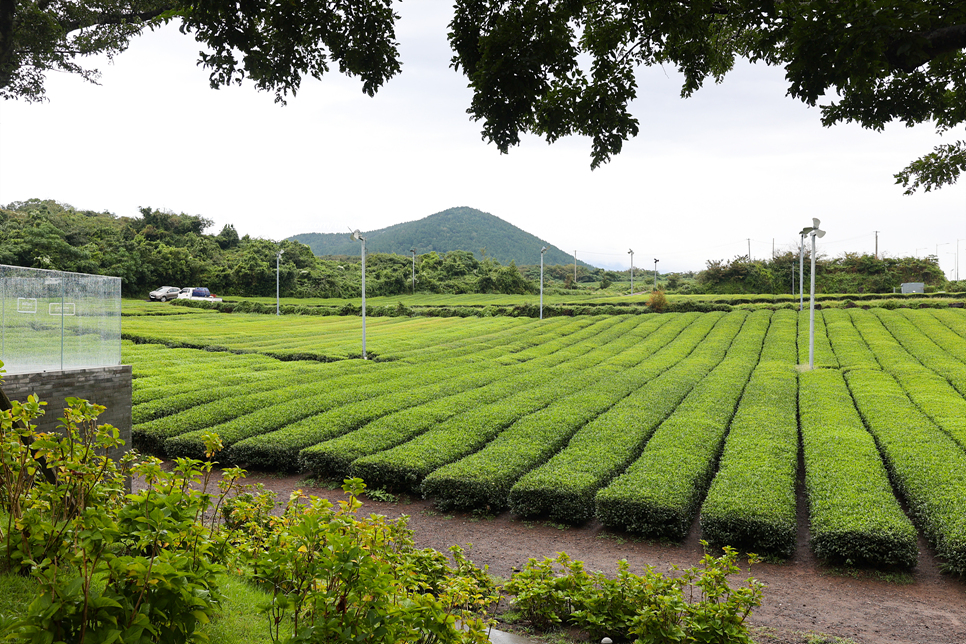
[133,362,386,455]
[799,369,918,567]
[699,311,800,557]
[295,370,540,478]
[903,310,966,366]
[871,309,966,396]
[593,310,771,537]
[171,298,733,317]
[822,309,878,369]
[505,311,751,524]
[220,366,511,470]
[162,359,501,461]
[845,369,966,575]
[422,312,731,512]
[133,374,298,425]
[296,317,664,478]
[345,314,705,492]
[846,310,922,376]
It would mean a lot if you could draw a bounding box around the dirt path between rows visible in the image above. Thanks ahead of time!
[223,470,966,644]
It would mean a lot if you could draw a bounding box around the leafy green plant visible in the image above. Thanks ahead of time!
[229,478,498,644]
[503,545,764,643]
[0,395,243,643]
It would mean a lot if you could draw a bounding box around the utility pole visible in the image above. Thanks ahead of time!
[747,238,752,261]
[653,258,659,290]
[410,248,416,293]
[574,251,577,285]
[874,231,879,259]
[628,249,634,294]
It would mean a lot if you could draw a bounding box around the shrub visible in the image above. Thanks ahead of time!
[647,289,668,312]
[502,545,764,643]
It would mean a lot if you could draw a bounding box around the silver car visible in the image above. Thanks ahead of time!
[149,286,181,302]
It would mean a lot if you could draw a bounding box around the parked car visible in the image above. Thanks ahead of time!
[149,286,181,302]
[178,287,223,302]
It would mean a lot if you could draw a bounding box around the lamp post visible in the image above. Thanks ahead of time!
[410,248,416,294]
[958,239,964,281]
[628,249,634,294]
[350,229,367,360]
[276,248,284,316]
[937,242,951,274]
[540,246,548,320]
[806,218,826,369]
[653,258,659,290]
[798,227,811,311]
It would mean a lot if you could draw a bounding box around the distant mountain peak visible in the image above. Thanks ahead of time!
[288,206,592,267]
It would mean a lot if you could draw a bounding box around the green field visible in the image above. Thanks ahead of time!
[120,306,966,570]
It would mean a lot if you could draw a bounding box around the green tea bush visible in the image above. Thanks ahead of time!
[507,312,745,524]
[845,369,966,575]
[502,545,764,643]
[799,370,918,567]
[700,362,799,557]
[594,311,770,537]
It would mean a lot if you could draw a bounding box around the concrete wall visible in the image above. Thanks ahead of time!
[2,365,132,459]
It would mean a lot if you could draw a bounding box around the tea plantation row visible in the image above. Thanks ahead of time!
[124,309,966,572]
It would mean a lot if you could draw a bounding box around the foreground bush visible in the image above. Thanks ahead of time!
[503,544,764,643]
[0,378,498,644]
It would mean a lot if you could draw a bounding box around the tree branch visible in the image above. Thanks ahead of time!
[888,23,966,73]
[60,6,173,35]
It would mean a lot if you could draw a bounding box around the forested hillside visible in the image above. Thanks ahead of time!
[289,206,588,268]
[0,200,538,298]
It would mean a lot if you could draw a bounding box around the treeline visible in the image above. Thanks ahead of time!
[693,252,948,295]
[0,200,536,298]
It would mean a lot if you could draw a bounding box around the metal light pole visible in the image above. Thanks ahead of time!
[540,246,547,319]
[937,242,950,275]
[350,229,367,359]
[276,248,284,316]
[653,258,659,290]
[958,239,964,281]
[628,249,634,294]
[798,228,810,311]
[806,218,826,369]
[410,247,416,293]
[573,250,577,285]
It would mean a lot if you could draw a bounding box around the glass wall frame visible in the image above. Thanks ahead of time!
[0,265,122,374]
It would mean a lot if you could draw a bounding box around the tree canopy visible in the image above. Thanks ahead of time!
[3,2,964,190]
[0,0,400,102]
[449,0,966,192]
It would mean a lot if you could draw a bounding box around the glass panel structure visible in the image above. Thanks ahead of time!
[0,265,121,374]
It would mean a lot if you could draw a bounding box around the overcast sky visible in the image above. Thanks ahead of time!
[1,4,964,276]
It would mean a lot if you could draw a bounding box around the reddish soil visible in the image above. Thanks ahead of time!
[222,469,966,644]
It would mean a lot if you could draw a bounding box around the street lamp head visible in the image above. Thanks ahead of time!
[654,258,659,263]
[814,228,826,238]
[350,229,365,242]
[541,246,548,254]
[628,249,633,255]
[799,227,814,236]
[812,217,821,229]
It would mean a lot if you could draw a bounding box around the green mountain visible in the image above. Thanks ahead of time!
[288,207,592,267]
